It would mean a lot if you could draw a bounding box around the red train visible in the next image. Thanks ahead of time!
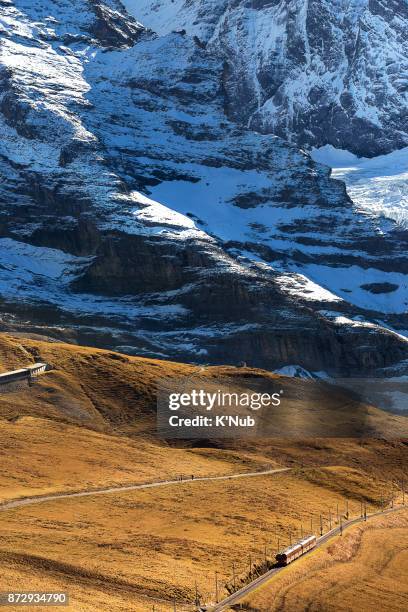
[276,534,317,566]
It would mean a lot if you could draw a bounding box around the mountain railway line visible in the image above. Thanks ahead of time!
[1,462,406,611]
[206,505,408,612]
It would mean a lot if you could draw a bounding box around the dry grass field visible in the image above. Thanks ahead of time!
[0,332,406,610]
[242,509,408,612]
[0,416,261,502]
[0,468,404,611]
[0,333,407,439]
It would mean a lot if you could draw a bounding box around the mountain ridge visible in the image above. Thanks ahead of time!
[0,0,407,375]
[126,0,408,157]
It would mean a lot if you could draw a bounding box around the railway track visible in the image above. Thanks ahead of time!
[1,463,404,612]
[207,505,407,612]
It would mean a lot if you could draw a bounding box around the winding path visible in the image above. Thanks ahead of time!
[1,466,405,612]
[0,467,290,511]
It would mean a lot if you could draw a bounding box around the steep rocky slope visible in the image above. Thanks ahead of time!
[0,0,407,375]
[128,0,408,157]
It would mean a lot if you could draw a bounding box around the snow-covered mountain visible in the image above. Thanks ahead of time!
[0,0,407,376]
[126,0,408,157]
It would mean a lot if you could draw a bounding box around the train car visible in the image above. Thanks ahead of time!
[276,535,317,566]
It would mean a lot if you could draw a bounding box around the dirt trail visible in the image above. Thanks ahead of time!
[0,467,290,511]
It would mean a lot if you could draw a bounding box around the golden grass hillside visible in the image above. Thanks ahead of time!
[1,468,405,611]
[0,416,268,503]
[0,332,406,439]
[242,508,408,612]
[0,331,406,502]
[0,332,407,610]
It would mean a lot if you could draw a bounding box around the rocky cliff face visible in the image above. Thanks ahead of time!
[128,0,408,157]
[0,0,407,376]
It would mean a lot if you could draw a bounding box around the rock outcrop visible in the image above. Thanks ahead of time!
[128,0,408,157]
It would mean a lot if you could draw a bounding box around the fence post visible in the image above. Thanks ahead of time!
[195,581,199,610]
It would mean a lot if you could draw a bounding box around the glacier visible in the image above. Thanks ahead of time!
[313,145,408,229]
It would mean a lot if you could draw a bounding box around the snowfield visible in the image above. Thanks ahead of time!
[312,145,408,230]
